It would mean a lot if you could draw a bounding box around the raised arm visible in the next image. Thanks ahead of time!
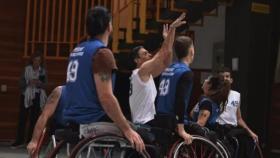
[138,13,186,79]
[93,48,145,152]
[27,86,62,156]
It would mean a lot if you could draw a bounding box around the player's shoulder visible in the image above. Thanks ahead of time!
[54,86,63,93]
[94,48,114,61]
[230,90,240,96]
[97,48,113,54]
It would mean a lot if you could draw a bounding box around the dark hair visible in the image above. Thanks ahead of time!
[218,67,232,75]
[129,46,144,70]
[86,6,111,38]
[207,75,231,112]
[28,50,44,67]
[174,36,193,60]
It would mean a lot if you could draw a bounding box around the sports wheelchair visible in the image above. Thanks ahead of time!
[68,122,227,158]
[33,122,263,158]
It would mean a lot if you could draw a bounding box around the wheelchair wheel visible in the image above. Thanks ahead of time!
[168,135,226,158]
[249,141,263,158]
[70,134,151,158]
[33,129,68,158]
[216,140,230,158]
[46,140,70,158]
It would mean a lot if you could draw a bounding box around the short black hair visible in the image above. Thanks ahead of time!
[129,46,144,70]
[218,67,232,74]
[86,6,111,38]
[174,36,193,60]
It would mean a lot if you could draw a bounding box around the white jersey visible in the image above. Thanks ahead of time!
[216,90,240,126]
[129,69,157,124]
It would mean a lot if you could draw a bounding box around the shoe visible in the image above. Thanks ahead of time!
[10,141,24,149]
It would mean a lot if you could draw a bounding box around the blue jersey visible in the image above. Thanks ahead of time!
[156,62,192,120]
[53,86,67,126]
[64,39,115,124]
[192,97,221,128]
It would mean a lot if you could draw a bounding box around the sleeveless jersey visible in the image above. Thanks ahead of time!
[156,62,192,120]
[192,97,221,128]
[216,90,240,126]
[129,69,157,124]
[64,38,115,124]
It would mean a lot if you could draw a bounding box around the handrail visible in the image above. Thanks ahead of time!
[139,0,147,34]
[23,0,31,58]
[125,0,134,43]
[112,0,120,53]
[24,0,142,58]
[113,0,136,16]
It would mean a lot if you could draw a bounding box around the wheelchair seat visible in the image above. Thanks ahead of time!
[80,122,124,138]
[54,128,79,143]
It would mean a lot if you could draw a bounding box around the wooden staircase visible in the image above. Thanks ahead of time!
[113,0,232,69]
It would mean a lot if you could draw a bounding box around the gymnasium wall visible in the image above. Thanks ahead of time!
[0,1,67,140]
[191,6,226,70]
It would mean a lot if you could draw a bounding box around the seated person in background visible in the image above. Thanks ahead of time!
[27,85,66,156]
[216,67,258,157]
[156,35,195,145]
[191,75,230,130]
[129,13,186,125]
[216,67,258,141]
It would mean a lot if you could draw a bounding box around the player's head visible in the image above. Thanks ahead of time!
[174,36,194,63]
[202,75,231,110]
[129,46,152,69]
[218,67,233,84]
[86,6,112,38]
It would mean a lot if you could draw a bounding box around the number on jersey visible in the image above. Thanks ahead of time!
[67,60,79,82]
[129,82,133,96]
[159,79,170,96]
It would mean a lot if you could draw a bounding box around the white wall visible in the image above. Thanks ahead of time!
[190,6,226,69]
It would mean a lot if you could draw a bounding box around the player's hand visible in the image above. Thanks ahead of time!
[179,130,193,145]
[123,128,145,153]
[170,12,187,28]
[27,141,38,158]
[162,24,169,39]
[249,131,259,143]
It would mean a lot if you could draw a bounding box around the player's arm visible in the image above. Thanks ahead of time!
[174,71,193,144]
[197,110,210,127]
[197,101,212,127]
[27,86,62,155]
[237,107,258,141]
[93,48,145,152]
[138,13,186,79]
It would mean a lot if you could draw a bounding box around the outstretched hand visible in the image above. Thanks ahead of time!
[170,12,186,28]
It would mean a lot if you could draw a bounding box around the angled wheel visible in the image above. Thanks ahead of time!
[249,141,263,158]
[168,135,226,158]
[70,134,151,158]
